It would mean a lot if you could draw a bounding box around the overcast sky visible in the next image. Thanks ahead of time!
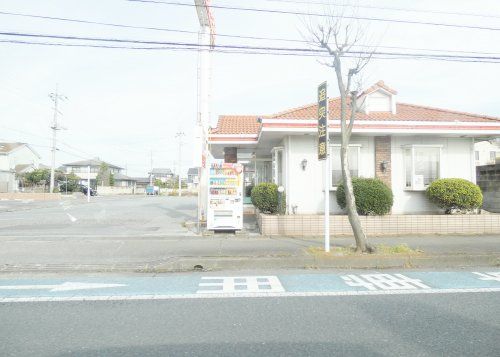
[1,0,499,176]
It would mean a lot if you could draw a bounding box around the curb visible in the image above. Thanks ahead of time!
[148,253,500,272]
[1,254,498,274]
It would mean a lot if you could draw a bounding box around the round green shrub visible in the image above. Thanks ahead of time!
[336,178,393,215]
[251,183,286,214]
[425,178,482,214]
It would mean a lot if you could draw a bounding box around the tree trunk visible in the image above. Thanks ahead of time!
[340,142,372,253]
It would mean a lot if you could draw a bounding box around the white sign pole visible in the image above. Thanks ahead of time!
[324,101,330,253]
[87,165,90,203]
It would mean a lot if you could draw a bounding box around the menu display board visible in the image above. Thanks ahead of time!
[207,161,244,230]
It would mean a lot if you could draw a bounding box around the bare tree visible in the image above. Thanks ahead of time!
[303,7,375,253]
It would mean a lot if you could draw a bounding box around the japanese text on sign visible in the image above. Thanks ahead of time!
[317,82,328,160]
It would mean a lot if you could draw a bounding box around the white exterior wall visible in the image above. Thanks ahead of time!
[284,135,374,214]
[0,146,40,192]
[282,135,475,215]
[0,156,9,171]
[5,146,40,169]
[391,136,475,214]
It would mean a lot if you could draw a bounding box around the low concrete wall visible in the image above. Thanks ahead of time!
[0,192,61,201]
[477,163,500,213]
[257,212,500,236]
[97,186,134,195]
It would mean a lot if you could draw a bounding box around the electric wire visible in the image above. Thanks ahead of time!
[1,10,499,55]
[2,32,500,63]
[126,0,500,32]
[247,0,500,20]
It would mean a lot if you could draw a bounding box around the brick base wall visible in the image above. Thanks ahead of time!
[375,136,391,187]
[257,212,500,236]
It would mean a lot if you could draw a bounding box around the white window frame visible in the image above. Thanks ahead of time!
[271,146,284,186]
[403,144,443,191]
[329,144,361,190]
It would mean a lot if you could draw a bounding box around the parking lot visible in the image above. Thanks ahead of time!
[0,195,197,238]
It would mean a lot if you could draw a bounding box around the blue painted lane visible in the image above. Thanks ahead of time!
[0,271,498,300]
[0,276,202,298]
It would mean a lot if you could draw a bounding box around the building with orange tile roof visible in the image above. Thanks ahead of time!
[208,81,500,214]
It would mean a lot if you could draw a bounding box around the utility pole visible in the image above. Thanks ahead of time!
[175,131,185,197]
[49,85,67,193]
[149,150,153,185]
[194,0,215,229]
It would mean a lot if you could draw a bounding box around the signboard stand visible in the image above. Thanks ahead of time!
[317,82,330,252]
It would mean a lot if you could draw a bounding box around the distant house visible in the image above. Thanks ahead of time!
[61,159,124,188]
[475,140,500,166]
[149,168,173,183]
[0,142,41,192]
[187,167,200,189]
[113,173,137,188]
[132,177,151,189]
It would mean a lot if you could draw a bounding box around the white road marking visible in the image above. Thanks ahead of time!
[473,272,500,282]
[197,276,285,294]
[342,274,431,291]
[0,282,127,292]
[66,213,77,222]
[0,287,499,303]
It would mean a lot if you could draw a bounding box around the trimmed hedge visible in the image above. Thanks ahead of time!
[426,178,482,214]
[251,183,286,214]
[336,178,393,215]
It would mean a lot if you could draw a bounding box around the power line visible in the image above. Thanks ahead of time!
[2,10,499,56]
[126,0,500,32]
[3,38,500,64]
[249,0,500,20]
[2,31,500,63]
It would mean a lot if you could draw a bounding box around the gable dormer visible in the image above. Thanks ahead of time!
[358,80,397,115]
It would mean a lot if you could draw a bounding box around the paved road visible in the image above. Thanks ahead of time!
[1,270,499,356]
[0,195,197,237]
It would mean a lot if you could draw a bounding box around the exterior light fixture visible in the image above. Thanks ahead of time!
[301,159,308,171]
[380,160,389,172]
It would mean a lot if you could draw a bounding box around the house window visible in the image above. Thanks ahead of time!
[475,151,479,161]
[490,151,496,162]
[404,146,441,190]
[271,147,284,186]
[330,145,360,188]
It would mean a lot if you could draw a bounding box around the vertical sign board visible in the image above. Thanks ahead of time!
[317,82,328,160]
[317,82,330,252]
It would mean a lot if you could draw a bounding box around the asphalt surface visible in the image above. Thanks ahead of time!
[0,195,498,272]
[0,195,198,237]
[1,291,498,356]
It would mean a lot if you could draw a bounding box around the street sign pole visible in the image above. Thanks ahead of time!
[317,82,329,252]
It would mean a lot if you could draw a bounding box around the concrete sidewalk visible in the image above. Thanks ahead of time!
[0,234,498,273]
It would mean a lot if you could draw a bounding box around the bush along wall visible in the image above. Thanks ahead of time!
[251,182,286,214]
[336,178,393,215]
[425,178,483,214]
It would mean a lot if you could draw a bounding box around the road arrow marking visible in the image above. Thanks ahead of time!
[66,213,77,222]
[0,282,126,292]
